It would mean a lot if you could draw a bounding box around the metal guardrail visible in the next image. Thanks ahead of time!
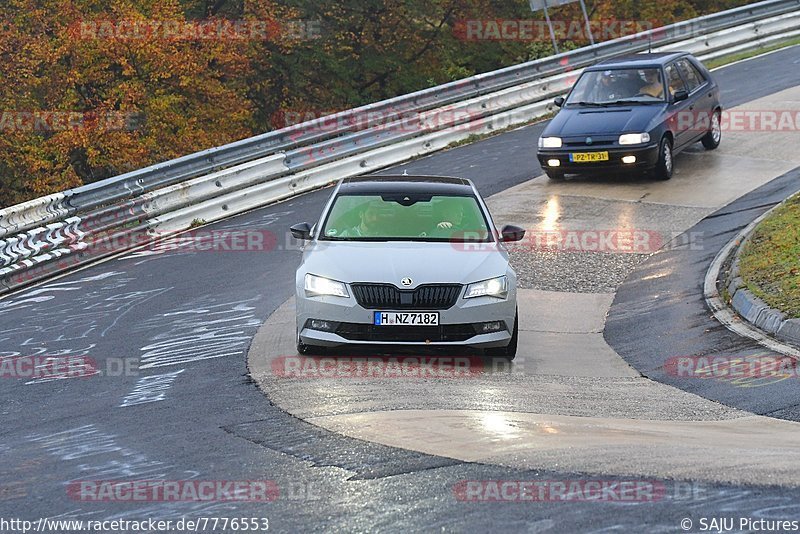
[1,0,798,295]
[2,0,797,239]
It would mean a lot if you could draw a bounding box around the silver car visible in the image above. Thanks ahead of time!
[290,175,525,359]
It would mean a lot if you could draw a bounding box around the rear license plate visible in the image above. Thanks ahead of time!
[374,312,439,326]
[570,151,609,162]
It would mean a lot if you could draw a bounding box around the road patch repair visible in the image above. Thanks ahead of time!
[249,85,800,488]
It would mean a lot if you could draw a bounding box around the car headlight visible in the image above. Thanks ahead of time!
[304,274,349,298]
[618,133,650,145]
[538,136,562,149]
[464,276,508,299]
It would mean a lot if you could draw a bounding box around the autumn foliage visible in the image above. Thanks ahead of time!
[0,0,750,208]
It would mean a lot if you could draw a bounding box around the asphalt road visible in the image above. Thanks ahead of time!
[1,46,799,532]
[605,165,800,418]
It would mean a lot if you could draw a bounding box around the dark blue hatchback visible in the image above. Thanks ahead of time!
[536,52,721,180]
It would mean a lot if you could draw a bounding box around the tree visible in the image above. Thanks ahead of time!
[0,0,255,208]
[0,0,754,208]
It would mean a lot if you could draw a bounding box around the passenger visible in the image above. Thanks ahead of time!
[431,202,470,238]
[436,203,463,229]
[640,70,664,98]
[666,65,684,97]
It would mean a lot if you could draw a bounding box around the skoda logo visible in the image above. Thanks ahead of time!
[401,277,413,287]
[586,137,593,145]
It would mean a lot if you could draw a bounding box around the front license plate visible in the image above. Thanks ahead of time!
[374,311,439,326]
[569,151,609,162]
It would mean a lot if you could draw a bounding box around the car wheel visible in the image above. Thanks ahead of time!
[545,170,565,181]
[701,110,721,150]
[485,310,518,361]
[654,136,673,181]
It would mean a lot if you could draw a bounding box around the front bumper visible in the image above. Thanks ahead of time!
[296,287,516,350]
[300,328,511,349]
[537,143,659,174]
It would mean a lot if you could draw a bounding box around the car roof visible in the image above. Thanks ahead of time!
[588,52,690,70]
[338,175,476,195]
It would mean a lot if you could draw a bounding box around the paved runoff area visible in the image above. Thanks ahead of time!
[249,85,800,487]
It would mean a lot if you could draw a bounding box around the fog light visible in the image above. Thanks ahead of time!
[548,159,561,167]
[309,319,337,332]
[622,155,636,164]
[477,321,505,333]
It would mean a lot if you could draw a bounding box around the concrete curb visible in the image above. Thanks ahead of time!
[722,194,800,347]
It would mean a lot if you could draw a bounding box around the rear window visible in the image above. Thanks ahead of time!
[320,193,492,242]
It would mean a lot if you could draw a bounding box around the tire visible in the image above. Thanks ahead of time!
[485,311,518,361]
[701,110,721,150]
[545,170,565,181]
[653,136,673,181]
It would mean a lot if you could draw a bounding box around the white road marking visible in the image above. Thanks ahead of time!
[119,369,186,407]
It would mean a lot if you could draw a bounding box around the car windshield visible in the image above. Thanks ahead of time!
[320,193,492,242]
[566,68,667,105]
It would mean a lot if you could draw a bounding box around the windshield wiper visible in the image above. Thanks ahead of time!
[573,101,607,107]
[606,99,659,106]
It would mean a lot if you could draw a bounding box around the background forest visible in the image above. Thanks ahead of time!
[0,0,751,207]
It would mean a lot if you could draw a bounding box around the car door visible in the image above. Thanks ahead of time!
[677,57,715,140]
[664,62,694,149]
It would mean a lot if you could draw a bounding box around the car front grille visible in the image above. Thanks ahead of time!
[563,135,617,147]
[351,283,462,310]
[335,322,476,342]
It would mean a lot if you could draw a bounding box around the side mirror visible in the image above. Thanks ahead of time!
[672,90,689,103]
[290,222,312,240]
[553,96,565,107]
[500,225,526,242]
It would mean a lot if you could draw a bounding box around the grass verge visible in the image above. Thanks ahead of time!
[704,36,800,70]
[738,193,800,318]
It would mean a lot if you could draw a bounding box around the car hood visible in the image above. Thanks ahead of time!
[545,104,664,136]
[299,241,510,287]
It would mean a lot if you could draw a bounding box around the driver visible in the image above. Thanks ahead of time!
[640,69,664,98]
[340,201,387,238]
[594,71,620,101]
